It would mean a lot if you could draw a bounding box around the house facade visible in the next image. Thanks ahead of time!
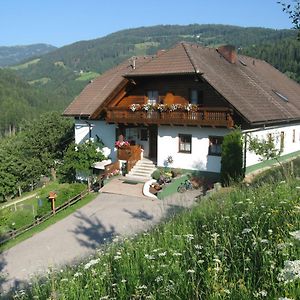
[64,43,300,176]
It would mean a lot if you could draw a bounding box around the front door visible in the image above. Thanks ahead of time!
[148,125,158,161]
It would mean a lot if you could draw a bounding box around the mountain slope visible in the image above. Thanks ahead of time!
[0,44,57,67]
[11,24,297,107]
[241,37,300,82]
[1,24,297,137]
[0,69,71,136]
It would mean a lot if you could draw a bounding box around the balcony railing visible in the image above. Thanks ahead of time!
[106,107,234,128]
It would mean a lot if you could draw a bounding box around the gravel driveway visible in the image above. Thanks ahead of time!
[0,190,200,294]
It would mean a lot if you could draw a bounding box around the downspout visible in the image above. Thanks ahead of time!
[243,132,248,177]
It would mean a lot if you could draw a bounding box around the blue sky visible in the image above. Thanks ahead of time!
[0,0,293,47]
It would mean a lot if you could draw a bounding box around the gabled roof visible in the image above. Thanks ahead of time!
[64,42,300,125]
[185,43,300,124]
[63,56,152,117]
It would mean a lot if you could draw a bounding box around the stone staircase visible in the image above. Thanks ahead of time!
[125,158,157,182]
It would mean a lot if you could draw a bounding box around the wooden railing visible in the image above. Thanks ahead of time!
[0,190,89,246]
[104,160,120,176]
[106,107,234,128]
[117,145,142,172]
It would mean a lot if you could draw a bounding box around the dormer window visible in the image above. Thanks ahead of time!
[147,90,159,105]
[190,89,203,105]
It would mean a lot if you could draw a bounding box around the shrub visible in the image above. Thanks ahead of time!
[151,169,161,180]
[221,128,244,185]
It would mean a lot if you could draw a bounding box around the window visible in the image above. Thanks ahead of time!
[190,89,203,105]
[293,129,296,143]
[208,136,223,156]
[147,90,159,105]
[140,128,148,141]
[179,134,192,153]
[280,131,285,151]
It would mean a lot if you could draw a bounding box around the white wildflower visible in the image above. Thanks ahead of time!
[242,228,252,234]
[185,234,194,241]
[194,244,203,250]
[253,290,267,298]
[277,242,293,250]
[84,258,100,270]
[74,272,82,278]
[187,269,195,274]
[289,230,300,241]
[138,285,147,289]
[114,255,122,260]
[145,254,155,260]
[260,239,269,244]
[268,229,273,235]
[278,298,294,300]
[100,296,109,300]
[277,260,300,283]
[155,276,163,282]
[158,251,167,257]
[60,278,68,282]
[121,279,127,283]
[197,259,205,264]
[173,252,182,256]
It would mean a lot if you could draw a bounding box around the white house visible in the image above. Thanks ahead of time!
[64,42,300,179]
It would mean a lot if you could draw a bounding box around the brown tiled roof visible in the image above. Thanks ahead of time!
[185,43,300,124]
[64,42,300,124]
[63,56,152,117]
[124,43,196,76]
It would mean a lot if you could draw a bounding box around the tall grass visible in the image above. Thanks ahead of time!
[11,180,300,299]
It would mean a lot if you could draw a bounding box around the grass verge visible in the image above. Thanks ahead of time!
[0,193,97,252]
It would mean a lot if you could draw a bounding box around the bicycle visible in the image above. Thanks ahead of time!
[177,179,193,193]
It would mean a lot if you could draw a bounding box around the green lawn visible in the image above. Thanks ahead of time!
[0,193,97,252]
[0,181,89,250]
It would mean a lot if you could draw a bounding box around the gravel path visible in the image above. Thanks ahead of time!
[0,190,200,294]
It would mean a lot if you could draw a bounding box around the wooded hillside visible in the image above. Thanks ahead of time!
[1,24,299,137]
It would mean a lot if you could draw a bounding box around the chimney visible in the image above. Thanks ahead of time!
[217,45,237,64]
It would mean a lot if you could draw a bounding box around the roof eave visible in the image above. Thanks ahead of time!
[124,71,196,78]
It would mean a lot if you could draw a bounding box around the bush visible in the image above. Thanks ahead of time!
[151,169,161,180]
[221,128,244,185]
[36,183,86,217]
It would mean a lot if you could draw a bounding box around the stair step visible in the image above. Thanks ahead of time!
[129,170,153,176]
[125,175,151,182]
[133,166,156,172]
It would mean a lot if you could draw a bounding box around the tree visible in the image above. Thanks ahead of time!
[58,139,106,186]
[248,133,289,180]
[278,0,300,39]
[220,128,244,185]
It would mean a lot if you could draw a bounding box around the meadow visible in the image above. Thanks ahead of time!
[9,175,300,300]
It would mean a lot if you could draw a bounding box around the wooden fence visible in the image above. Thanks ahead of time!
[0,190,89,246]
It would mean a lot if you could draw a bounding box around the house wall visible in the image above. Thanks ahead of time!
[75,119,117,161]
[244,123,300,169]
[157,126,230,172]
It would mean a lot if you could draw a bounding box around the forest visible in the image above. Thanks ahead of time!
[0,24,299,137]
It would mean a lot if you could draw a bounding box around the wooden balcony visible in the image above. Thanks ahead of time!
[106,107,234,128]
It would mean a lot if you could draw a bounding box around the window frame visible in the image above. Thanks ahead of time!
[147,90,159,105]
[189,89,203,105]
[208,136,223,156]
[178,134,192,154]
[280,131,285,152]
